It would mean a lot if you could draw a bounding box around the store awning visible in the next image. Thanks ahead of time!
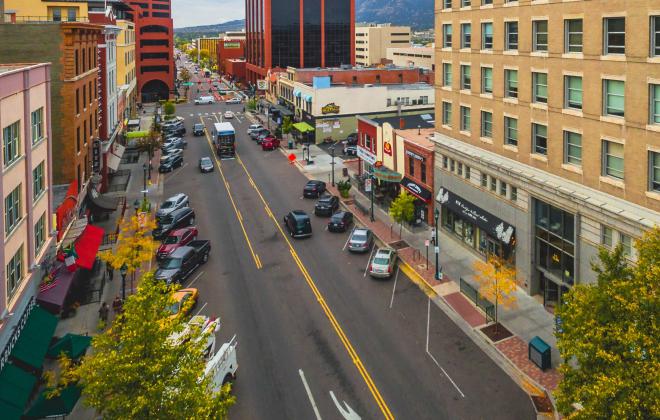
[401,176,433,202]
[293,89,302,98]
[0,363,37,420]
[87,191,119,213]
[107,152,122,171]
[36,263,76,313]
[304,95,312,102]
[127,119,140,127]
[10,306,58,370]
[126,130,148,138]
[293,122,315,133]
[24,385,81,419]
[73,224,105,270]
[373,166,403,182]
[46,333,92,360]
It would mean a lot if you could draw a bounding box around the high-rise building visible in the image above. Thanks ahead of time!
[245,0,355,83]
[433,0,660,308]
[354,24,412,67]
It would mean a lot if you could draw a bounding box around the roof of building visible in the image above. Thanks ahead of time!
[361,113,435,130]
[396,128,435,150]
[0,63,48,76]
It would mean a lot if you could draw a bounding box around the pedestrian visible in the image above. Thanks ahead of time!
[431,228,436,246]
[106,263,114,282]
[99,302,109,322]
[112,296,123,315]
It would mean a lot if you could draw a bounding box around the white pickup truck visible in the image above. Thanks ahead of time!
[205,335,238,390]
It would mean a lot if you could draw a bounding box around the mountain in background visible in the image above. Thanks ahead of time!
[175,19,245,34]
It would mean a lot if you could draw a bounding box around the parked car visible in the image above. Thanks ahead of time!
[328,211,353,232]
[314,195,339,217]
[157,226,199,261]
[163,123,185,136]
[247,124,264,135]
[261,136,280,151]
[159,155,183,173]
[345,133,358,146]
[347,228,374,253]
[194,96,215,105]
[161,116,185,128]
[369,248,397,278]
[153,207,195,239]
[193,123,205,136]
[161,147,183,160]
[303,180,326,198]
[167,288,199,319]
[155,240,211,284]
[163,137,187,149]
[343,145,357,156]
[250,128,269,140]
[199,156,214,173]
[283,211,312,238]
[157,193,189,219]
[226,97,242,104]
[223,111,234,119]
[256,132,272,145]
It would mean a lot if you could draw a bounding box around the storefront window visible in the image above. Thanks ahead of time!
[535,199,576,290]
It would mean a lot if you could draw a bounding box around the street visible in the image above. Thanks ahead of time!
[160,65,535,420]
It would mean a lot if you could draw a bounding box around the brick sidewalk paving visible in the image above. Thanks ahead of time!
[496,336,562,392]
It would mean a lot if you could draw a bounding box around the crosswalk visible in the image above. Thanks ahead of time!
[188,111,244,123]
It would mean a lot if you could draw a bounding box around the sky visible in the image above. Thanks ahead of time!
[172,0,245,28]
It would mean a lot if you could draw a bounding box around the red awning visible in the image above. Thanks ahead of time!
[74,225,105,269]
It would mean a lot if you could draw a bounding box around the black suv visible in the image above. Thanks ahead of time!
[283,211,312,238]
[153,207,195,239]
[159,154,183,173]
[314,195,339,217]
[303,180,326,198]
[193,123,205,136]
[328,211,353,232]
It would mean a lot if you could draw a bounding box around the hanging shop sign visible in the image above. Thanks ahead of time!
[256,80,268,90]
[321,103,340,114]
[92,140,101,173]
[357,146,376,165]
[405,149,425,161]
[401,176,432,202]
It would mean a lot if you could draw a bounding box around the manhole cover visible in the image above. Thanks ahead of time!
[389,240,409,250]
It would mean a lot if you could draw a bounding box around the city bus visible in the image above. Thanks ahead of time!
[212,122,236,159]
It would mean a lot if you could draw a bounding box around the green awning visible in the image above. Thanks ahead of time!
[373,166,403,182]
[126,130,148,138]
[25,385,81,419]
[0,363,37,419]
[47,333,92,360]
[293,122,315,133]
[10,306,58,369]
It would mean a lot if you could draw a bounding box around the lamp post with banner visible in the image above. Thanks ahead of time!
[434,208,443,280]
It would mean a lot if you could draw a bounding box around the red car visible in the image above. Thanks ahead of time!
[261,136,280,151]
[157,227,198,260]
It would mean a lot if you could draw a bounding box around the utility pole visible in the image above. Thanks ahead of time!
[434,209,443,280]
[330,145,336,186]
[369,173,375,222]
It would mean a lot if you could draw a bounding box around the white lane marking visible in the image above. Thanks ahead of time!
[189,113,194,117]
[194,302,208,317]
[364,246,376,277]
[299,369,322,420]
[389,267,399,309]
[425,297,466,398]
[342,226,355,251]
[187,271,205,288]
[330,391,361,420]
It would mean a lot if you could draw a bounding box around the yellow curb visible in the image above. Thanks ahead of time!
[399,260,437,298]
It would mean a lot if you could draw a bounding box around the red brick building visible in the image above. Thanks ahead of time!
[217,38,246,82]
[291,66,433,85]
[399,129,435,226]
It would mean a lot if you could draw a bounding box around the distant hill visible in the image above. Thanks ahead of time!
[174,19,245,34]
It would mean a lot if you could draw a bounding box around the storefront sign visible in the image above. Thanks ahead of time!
[401,176,432,202]
[437,187,515,244]
[223,41,241,49]
[0,297,36,371]
[256,80,268,90]
[406,149,425,162]
[92,140,101,173]
[321,103,340,114]
[357,146,376,165]
[384,140,392,156]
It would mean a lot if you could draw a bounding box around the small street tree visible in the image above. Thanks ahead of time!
[472,255,517,330]
[99,212,157,280]
[554,227,660,419]
[64,273,235,419]
[389,190,415,238]
[136,124,161,160]
[163,100,176,117]
[282,116,293,143]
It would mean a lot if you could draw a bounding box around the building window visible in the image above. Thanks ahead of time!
[481,23,493,50]
[461,23,471,48]
[443,24,453,48]
[6,246,24,299]
[31,108,44,144]
[490,176,497,192]
[443,0,452,9]
[33,161,45,199]
[564,131,582,166]
[511,186,517,202]
[5,184,22,234]
[481,111,493,138]
[505,21,518,50]
[532,72,548,104]
[482,0,492,4]
[461,0,470,6]
[3,121,21,167]
[481,67,493,94]
[534,199,575,286]
[481,173,488,187]
[565,19,583,53]
[457,162,463,176]
[443,63,452,87]
[604,17,625,54]
[67,7,76,22]
[450,159,455,172]
[76,88,80,114]
[76,127,81,153]
[601,225,613,248]
[602,140,624,179]
[505,69,518,98]
[460,106,471,131]
[34,213,46,256]
[465,166,471,180]
[442,102,452,126]
[52,8,62,22]
[652,16,660,57]
[564,76,583,110]
[532,123,548,155]
[603,79,625,117]
[650,151,660,192]
[421,162,427,183]
[409,156,415,177]
[500,181,507,196]
[443,156,448,169]
[620,233,632,257]
[533,20,548,52]
[460,65,471,90]
[504,116,518,146]
[650,84,660,124]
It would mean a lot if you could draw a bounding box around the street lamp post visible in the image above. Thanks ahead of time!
[120,263,128,300]
[329,145,336,186]
[142,163,147,201]
[434,209,443,280]
[369,173,375,222]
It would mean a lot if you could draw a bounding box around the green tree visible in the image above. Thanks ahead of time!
[389,190,415,237]
[99,212,158,278]
[472,255,517,329]
[199,49,210,62]
[188,48,199,62]
[163,101,176,117]
[554,227,660,419]
[246,98,257,111]
[136,124,161,160]
[282,116,293,142]
[70,274,235,419]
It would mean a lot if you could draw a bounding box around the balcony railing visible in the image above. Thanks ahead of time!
[1,14,90,24]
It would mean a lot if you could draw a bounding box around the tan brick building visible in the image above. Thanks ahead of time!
[355,24,411,66]
[433,0,660,307]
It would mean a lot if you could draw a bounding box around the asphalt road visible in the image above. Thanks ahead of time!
[163,61,536,419]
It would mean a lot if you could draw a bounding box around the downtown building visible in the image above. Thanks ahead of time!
[245,0,355,83]
[354,23,412,67]
[433,0,660,308]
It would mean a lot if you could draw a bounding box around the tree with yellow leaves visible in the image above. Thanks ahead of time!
[100,212,157,282]
[472,254,517,329]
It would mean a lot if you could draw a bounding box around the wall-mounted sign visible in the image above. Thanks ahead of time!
[321,103,340,114]
[256,80,268,90]
[401,176,432,202]
[92,140,101,173]
[405,149,425,161]
[357,146,376,165]
[223,41,241,49]
[383,140,392,156]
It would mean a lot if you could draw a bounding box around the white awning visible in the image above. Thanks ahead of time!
[107,153,122,171]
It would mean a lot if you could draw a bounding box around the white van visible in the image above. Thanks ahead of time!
[194,96,215,105]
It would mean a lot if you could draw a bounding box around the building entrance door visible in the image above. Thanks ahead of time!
[541,271,570,313]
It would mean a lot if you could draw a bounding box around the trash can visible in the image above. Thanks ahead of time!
[528,336,551,371]
[288,139,294,149]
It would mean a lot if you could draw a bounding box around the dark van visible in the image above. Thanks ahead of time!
[283,211,312,238]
